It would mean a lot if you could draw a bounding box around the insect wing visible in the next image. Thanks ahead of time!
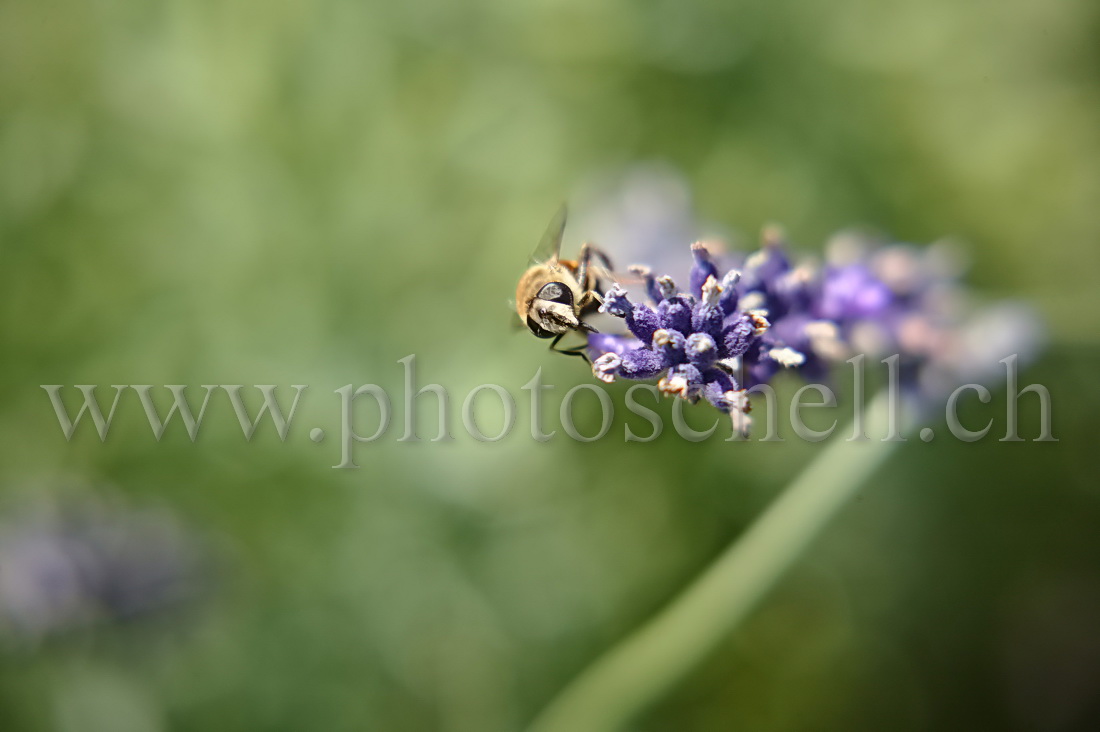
[528,205,567,266]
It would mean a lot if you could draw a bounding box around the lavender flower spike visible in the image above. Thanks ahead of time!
[587,233,1040,437]
[591,243,757,433]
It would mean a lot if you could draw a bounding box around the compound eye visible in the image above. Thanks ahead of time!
[537,282,573,306]
[526,316,556,339]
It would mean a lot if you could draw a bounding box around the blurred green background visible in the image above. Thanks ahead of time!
[2,0,1099,730]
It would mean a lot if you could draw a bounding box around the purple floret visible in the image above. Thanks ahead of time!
[689,243,720,298]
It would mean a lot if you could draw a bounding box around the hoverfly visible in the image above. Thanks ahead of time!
[515,207,614,358]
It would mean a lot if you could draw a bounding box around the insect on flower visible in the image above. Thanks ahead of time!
[516,207,616,359]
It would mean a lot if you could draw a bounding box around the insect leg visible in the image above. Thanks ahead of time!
[550,332,592,363]
[576,289,604,318]
[575,243,615,293]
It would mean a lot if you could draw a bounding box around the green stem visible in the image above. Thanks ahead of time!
[527,391,902,732]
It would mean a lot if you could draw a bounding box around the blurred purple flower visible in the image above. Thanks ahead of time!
[573,163,726,287]
[0,487,208,645]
